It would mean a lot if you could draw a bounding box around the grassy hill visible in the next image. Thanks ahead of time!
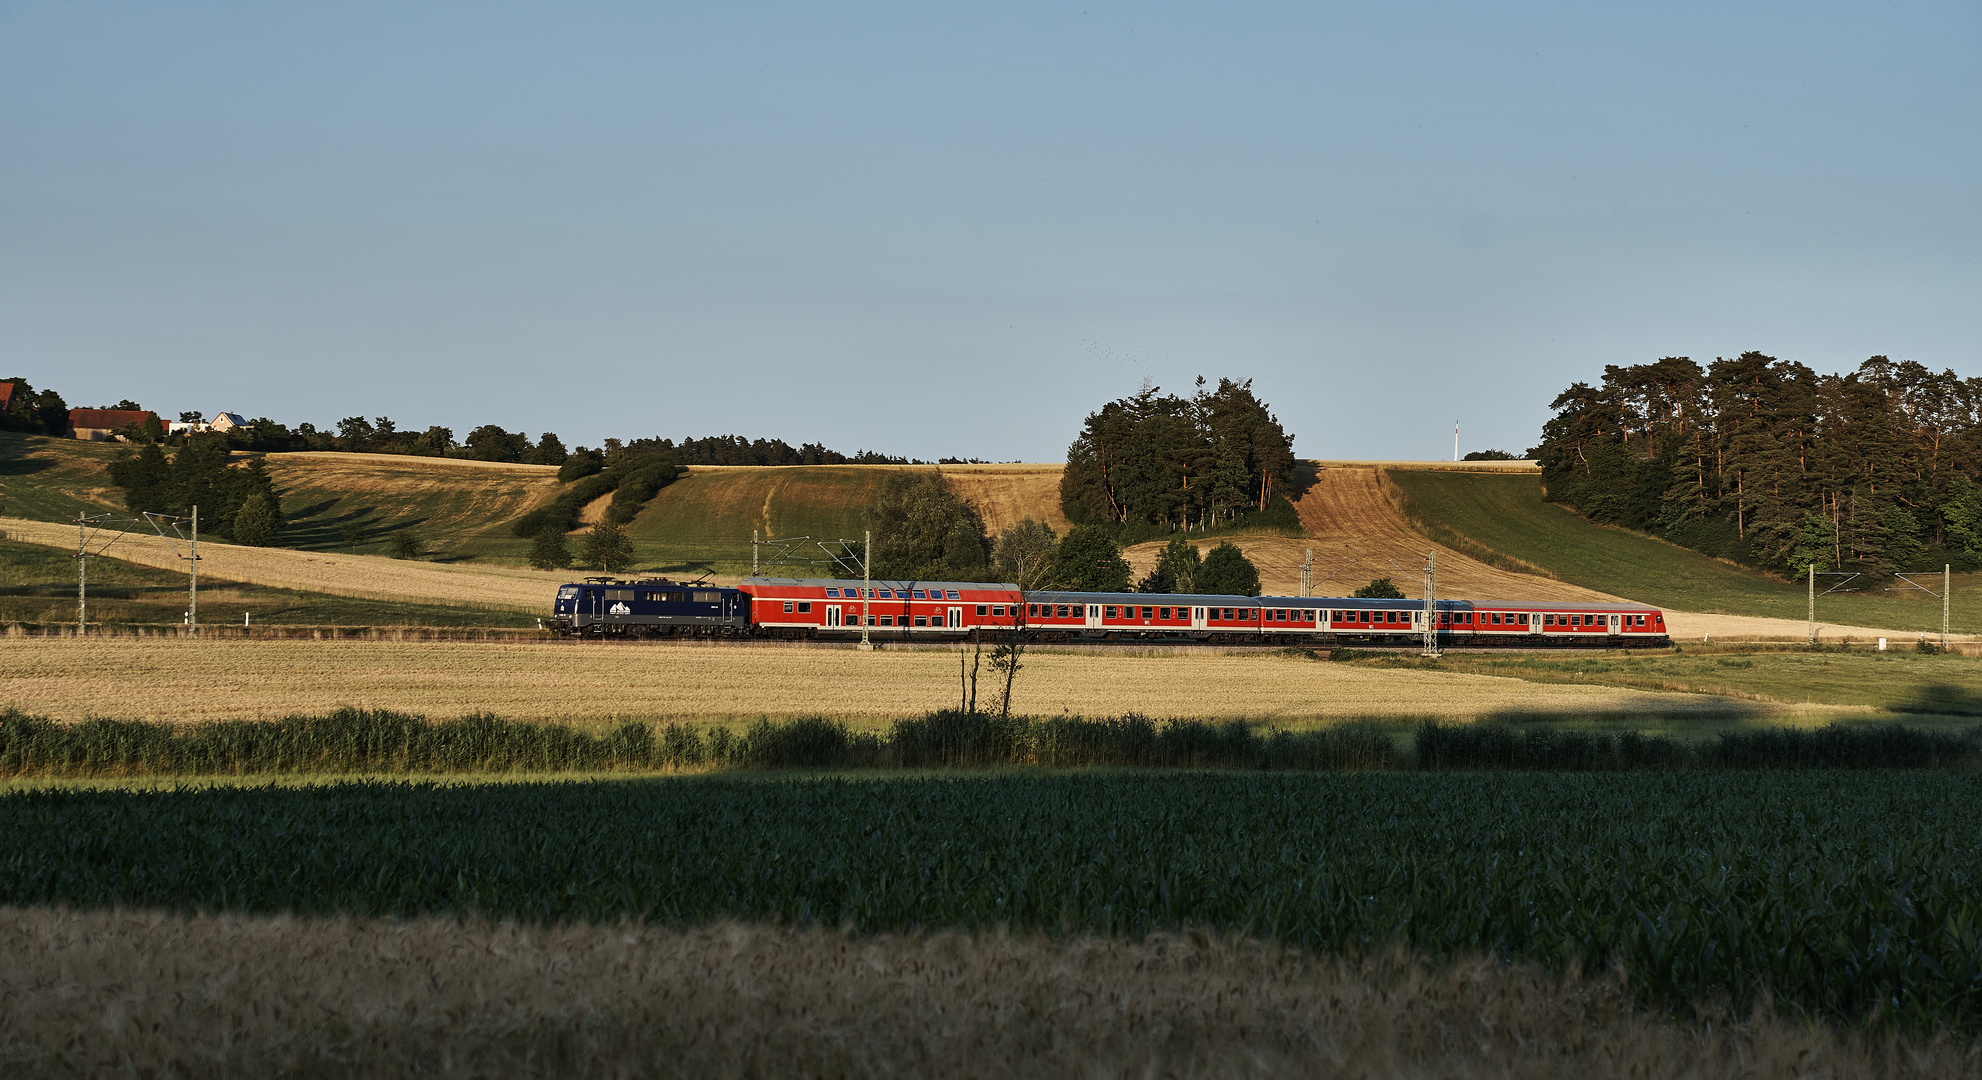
[628,466,888,578]
[0,433,130,522]
[264,452,562,563]
[1386,467,1980,634]
[628,464,1073,579]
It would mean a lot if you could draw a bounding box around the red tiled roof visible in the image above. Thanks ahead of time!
[68,408,155,430]
[0,384,13,409]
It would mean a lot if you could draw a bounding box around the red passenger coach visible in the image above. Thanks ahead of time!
[1441,600,1666,644]
[737,577,1021,639]
[728,577,1668,646]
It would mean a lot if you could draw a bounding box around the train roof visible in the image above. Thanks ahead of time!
[727,578,1661,612]
[740,577,1017,592]
[1468,599,1662,611]
[559,577,740,590]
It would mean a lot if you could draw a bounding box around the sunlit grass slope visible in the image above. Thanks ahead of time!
[0,436,563,565]
[1387,468,1981,633]
[628,466,886,578]
[0,432,128,522]
[628,465,1070,579]
[265,452,562,564]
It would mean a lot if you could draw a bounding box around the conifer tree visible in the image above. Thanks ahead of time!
[231,492,280,547]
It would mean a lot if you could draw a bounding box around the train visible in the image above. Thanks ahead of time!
[550,576,1670,647]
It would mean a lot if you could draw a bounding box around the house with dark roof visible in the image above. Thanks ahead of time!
[68,408,157,441]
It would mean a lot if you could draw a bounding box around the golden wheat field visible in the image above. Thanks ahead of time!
[0,637,1800,724]
[4,907,1967,1080]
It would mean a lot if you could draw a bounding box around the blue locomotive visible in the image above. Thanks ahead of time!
[550,577,751,637]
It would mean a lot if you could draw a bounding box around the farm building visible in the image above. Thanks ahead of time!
[68,408,159,441]
[209,411,249,432]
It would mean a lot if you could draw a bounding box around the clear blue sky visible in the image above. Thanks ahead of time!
[4,2,1978,461]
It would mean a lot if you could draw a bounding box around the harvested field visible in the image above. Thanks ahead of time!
[1123,464,1620,601]
[0,516,550,613]
[936,463,1074,536]
[0,637,1797,724]
[1662,610,1975,644]
[4,908,1970,1080]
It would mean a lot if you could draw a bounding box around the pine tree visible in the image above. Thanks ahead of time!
[231,492,280,547]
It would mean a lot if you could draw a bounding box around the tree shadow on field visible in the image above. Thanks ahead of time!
[0,454,53,477]
[1890,684,1982,718]
[1475,701,1782,727]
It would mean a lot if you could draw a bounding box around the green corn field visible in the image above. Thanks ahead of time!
[1,770,1978,1030]
[1,707,1974,777]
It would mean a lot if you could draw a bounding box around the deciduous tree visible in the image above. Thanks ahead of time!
[1196,541,1261,596]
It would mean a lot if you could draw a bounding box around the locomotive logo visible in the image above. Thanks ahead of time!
[609,602,631,615]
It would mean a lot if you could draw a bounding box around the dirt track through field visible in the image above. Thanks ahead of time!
[0,517,549,613]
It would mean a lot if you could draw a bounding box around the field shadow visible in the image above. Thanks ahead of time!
[1889,683,1982,717]
[0,455,54,477]
[1475,701,1783,727]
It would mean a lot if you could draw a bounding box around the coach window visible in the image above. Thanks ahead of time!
[946,590,961,600]
[914,616,928,626]
[977,605,988,616]
[1056,605,1070,618]
[797,602,812,613]
[1136,606,1150,619]
[1027,604,1038,616]
[879,616,893,626]
[992,605,1005,616]
[783,601,794,613]
[1104,606,1117,618]
[825,588,840,598]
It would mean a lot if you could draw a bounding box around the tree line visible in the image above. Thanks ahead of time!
[861,471,1261,595]
[1060,377,1299,544]
[103,437,284,546]
[1536,353,1982,575]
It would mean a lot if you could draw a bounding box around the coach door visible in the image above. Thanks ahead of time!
[826,606,842,628]
[1084,604,1102,629]
[1191,606,1208,630]
[1530,612,1543,635]
[947,607,962,628]
[1607,613,1621,636]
